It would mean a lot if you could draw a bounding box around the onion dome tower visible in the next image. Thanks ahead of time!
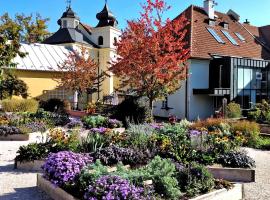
[96,2,118,28]
[57,6,80,29]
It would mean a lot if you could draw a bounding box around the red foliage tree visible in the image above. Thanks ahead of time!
[110,0,190,115]
[57,47,98,94]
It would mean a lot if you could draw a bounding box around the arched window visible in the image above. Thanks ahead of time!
[114,37,117,44]
[63,20,67,28]
[98,36,104,45]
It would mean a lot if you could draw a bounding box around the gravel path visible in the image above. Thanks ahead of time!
[0,140,51,200]
[244,148,270,200]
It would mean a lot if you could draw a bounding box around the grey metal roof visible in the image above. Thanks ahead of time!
[12,43,71,71]
[43,26,99,48]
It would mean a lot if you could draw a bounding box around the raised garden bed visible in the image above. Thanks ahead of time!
[67,110,88,118]
[207,166,255,182]
[37,174,243,200]
[260,124,270,136]
[0,134,29,141]
[14,160,45,171]
[37,174,78,200]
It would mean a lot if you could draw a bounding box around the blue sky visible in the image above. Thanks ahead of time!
[0,0,269,32]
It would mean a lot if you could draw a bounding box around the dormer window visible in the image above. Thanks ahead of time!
[220,21,229,29]
[208,18,216,26]
[98,36,104,45]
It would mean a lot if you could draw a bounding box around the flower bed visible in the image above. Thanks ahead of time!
[38,174,243,200]
[30,118,258,199]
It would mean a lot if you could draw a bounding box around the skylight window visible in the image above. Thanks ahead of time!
[235,32,246,42]
[221,30,239,45]
[206,27,225,44]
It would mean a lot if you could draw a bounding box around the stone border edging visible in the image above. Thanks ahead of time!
[207,167,255,182]
[190,183,243,200]
[15,160,45,171]
[0,134,29,141]
[37,174,79,200]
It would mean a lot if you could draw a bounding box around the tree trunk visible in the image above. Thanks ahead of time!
[148,98,154,122]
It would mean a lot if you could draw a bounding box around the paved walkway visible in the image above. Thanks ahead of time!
[0,141,269,200]
[244,148,270,200]
[0,140,51,200]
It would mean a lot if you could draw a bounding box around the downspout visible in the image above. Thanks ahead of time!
[97,50,100,100]
[185,6,194,120]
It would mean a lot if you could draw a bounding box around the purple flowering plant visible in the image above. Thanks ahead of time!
[84,175,147,200]
[42,151,92,187]
[90,127,108,134]
[25,121,47,133]
[108,119,122,128]
[150,123,164,130]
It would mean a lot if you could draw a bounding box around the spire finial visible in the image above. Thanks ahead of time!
[66,0,71,9]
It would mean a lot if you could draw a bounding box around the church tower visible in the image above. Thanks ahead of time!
[91,2,121,97]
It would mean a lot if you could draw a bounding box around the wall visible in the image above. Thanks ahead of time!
[153,59,214,120]
[15,70,60,98]
[153,81,187,119]
[188,59,213,120]
[90,26,121,48]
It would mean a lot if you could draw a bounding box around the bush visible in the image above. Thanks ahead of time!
[82,115,122,129]
[84,175,147,200]
[0,115,9,125]
[111,97,150,127]
[144,156,181,199]
[177,163,214,197]
[248,100,270,123]
[42,151,92,187]
[15,142,68,163]
[217,150,256,168]
[39,98,66,113]
[82,115,108,128]
[124,124,156,150]
[18,121,47,134]
[80,131,110,153]
[1,98,38,113]
[0,126,22,136]
[80,156,181,199]
[226,102,242,118]
[31,109,70,126]
[230,120,260,147]
[92,145,153,166]
[254,136,270,150]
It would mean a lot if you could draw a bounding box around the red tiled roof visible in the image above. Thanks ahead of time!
[178,6,270,60]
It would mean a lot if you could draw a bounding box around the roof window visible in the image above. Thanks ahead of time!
[235,32,246,42]
[206,27,225,44]
[221,30,239,45]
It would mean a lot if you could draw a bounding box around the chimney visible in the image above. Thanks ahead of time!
[244,19,250,25]
[204,0,217,19]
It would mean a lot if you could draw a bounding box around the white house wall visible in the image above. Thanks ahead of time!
[153,59,214,120]
[153,81,186,119]
[188,59,213,120]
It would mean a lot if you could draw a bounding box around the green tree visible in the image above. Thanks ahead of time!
[0,72,28,99]
[0,12,49,90]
